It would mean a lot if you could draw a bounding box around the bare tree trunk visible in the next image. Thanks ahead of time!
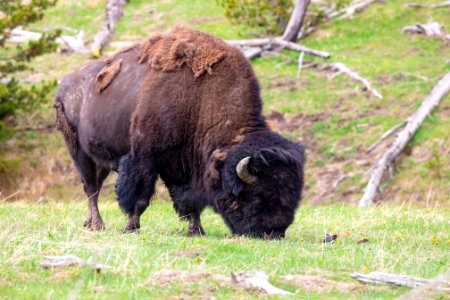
[282,0,311,42]
[91,0,128,57]
[359,71,450,207]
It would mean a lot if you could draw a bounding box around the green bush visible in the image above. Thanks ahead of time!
[217,0,293,35]
[0,0,59,131]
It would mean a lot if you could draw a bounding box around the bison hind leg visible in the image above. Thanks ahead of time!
[75,150,110,231]
[116,152,158,232]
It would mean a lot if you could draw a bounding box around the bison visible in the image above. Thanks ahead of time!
[56,27,305,239]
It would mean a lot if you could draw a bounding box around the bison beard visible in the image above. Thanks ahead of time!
[56,27,305,238]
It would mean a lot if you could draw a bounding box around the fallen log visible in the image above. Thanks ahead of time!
[40,255,112,271]
[402,19,450,40]
[91,0,128,57]
[328,0,378,19]
[359,71,450,207]
[431,1,450,8]
[367,122,406,153]
[306,61,382,99]
[351,272,449,288]
[231,271,292,295]
[6,26,85,52]
[397,271,450,300]
[227,37,331,59]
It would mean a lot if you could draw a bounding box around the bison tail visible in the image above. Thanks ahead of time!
[54,99,78,160]
[116,153,157,215]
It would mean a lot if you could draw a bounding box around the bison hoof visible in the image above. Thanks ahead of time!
[188,227,206,237]
[122,223,140,233]
[84,218,106,231]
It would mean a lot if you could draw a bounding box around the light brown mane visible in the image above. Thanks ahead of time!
[137,26,228,78]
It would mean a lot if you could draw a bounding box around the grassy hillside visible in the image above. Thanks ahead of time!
[0,0,449,298]
[1,0,449,205]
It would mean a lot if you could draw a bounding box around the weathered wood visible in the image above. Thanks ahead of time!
[402,19,450,40]
[397,271,450,300]
[329,0,378,19]
[227,37,331,59]
[351,272,449,288]
[282,0,311,42]
[359,71,450,207]
[322,62,383,99]
[431,1,450,8]
[91,0,128,57]
[40,255,112,270]
[367,122,406,153]
[7,26,85,52]
[231,271,292,295]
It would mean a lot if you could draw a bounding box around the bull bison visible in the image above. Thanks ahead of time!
[55,27,305,239]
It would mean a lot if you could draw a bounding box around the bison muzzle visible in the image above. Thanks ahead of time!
[55,27,305,239]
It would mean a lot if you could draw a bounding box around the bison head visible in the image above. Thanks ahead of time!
[215,132,305,239]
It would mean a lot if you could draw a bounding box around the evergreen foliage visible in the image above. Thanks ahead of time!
[218,0,293,35]
[0,0,59,124]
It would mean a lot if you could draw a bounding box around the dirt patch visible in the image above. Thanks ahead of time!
[282,274,365,293]
[266,78,300,93]
[171,250,201,257]
[148,270,229,286]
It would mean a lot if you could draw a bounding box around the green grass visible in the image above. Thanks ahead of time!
[0,199,448,299]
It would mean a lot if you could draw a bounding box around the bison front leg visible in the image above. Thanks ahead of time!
[116,153,158,233]
[188,211,205,236]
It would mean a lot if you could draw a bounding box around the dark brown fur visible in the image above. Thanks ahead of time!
[56,27,305,237]
[55,43,146,230]
[116,28,305,237]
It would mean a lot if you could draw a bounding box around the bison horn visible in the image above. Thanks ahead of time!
[236,156,257,185]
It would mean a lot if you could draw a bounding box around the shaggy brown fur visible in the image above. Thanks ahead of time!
[137,26,227,77]
[56,27,305,238]
[54,101,77,160]
[116,27,305,237]
[96,58,123,93]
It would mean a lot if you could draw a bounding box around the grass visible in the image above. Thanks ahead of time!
[0,199,448,299]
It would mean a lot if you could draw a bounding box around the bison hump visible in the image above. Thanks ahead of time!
[137,27,228,78]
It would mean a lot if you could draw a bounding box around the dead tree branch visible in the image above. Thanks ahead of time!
[227,37,331,59]
[306,62,382,99]
[402,19,450,40]
[351,272,449,288]
[328,0,378,19]
[367,122,406,153]
[431,1,450,8]
[359,71,450,207]
[232,271,292,295]
[282,0,311,42]
[397,271,450,300]
[40,255,112,271]
[91,0,128,57]
[326,62,383,99]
